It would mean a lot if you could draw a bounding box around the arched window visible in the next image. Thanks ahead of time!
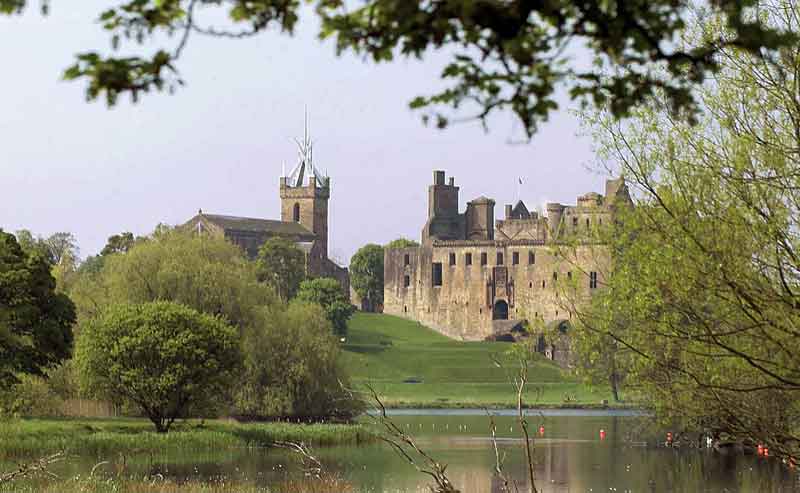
[293,203,300,222]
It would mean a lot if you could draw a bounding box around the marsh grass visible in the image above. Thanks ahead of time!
[0,418,372,459]
[0,473,352,493]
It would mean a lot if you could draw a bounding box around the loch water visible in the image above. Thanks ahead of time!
[18,410,800,492]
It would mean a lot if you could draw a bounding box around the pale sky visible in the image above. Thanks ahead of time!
[0,2,611,265]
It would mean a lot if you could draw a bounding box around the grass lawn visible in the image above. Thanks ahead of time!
[0,418,371,459]
[340,313,612,408]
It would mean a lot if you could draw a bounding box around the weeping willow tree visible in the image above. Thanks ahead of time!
[570,0,800,460]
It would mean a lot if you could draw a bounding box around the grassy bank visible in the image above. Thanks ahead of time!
[0,475,352,493]
[0,475,351,493]
[341,313,613,408]
[0,418,371,459]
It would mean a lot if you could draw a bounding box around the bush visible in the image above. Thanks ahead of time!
[0,374,64,418]
[234,302,363,421]
[75,301,241,432]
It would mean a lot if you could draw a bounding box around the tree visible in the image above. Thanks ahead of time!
[296,278,354,337]
[255,236,305,301]
[14,230,79,266]
[68,229,276,327]
[0,230,75,389]
[385,238,419,249]
[3,2,796,139]
[100,232,137,256]
[574,0,800,460]
[75,301,240,432]
[235,301,362,420]
[349,244,384,311]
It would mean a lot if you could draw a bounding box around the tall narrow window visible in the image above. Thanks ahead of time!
[567,271,572,280]
[404,275,411,287]
[572,216,578,228]
[512,252,519,265]
[449,252,456,266]
[293,203,301,222]
[589,271,598,289]
[586,218,590,229]
[528,251,535,265]
[432,263,443,286]
[465,253,472,265]
[542,280,546,289]
[497,252,504,265]
[481,252,488,266]
[404,253,410,266]
[553,272,558,281]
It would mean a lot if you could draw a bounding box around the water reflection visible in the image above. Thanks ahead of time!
[20,414,800,492]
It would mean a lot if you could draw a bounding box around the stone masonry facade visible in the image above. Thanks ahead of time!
[384,170,631,361]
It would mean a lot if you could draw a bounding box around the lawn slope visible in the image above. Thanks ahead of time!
[341,313,611,408]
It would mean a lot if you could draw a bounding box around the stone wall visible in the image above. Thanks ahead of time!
[384,240,610,341]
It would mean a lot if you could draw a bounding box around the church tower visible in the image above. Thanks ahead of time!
[279,114,331,258]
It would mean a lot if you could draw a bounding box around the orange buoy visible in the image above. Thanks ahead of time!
[666,432,673,444]
[764,447,770,457]
[538,425,545,437]
[757,444,764,456]
[599,429,606,440]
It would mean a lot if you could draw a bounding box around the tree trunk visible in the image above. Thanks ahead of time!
[609,353,621,402]
[149,414,168,433]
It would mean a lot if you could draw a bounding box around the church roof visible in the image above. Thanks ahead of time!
[511,200,531,219]
[199,213,315,238]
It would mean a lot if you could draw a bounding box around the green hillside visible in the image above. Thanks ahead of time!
[340,313,611,408]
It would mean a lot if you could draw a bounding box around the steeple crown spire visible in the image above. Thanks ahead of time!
[282,109,329,189]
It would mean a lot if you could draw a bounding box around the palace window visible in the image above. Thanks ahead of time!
[432,263,443,286]
[586,218,590,229]
[404,253,410,266]
[553,272,558,281]
[404,275,411,287]
[589,271,598,289]
[293,203,301,222]
[572,216,578,228]
[497,252,504,265]
[512,252,519,265]
[481,252,488,266]
[465,253,473,265]
[528,251,535,265]
[542,280,546,288]
[449,252,456,266]
[567,271,572,280]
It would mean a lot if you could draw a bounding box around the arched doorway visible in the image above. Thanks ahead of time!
[492,300,509,320]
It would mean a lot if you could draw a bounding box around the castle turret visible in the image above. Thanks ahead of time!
[546,203,565,238]
[422,171,464,243]
[428,170,460,219]
[279,116,330,257]
[465,196,495,240]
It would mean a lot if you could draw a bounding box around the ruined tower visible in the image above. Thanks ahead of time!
[279,115,331,257]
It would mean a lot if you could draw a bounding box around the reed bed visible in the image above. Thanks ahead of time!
[0,418,373,459]
[0,473,356,493]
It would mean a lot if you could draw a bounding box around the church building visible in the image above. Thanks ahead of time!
[182,121,349,295]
